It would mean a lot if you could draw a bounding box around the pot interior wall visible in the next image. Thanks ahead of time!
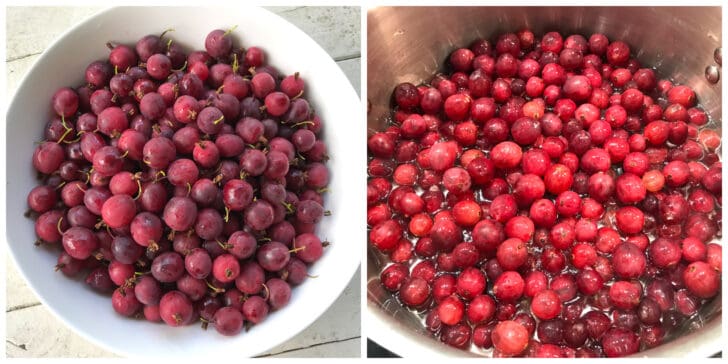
[368,6,721,130]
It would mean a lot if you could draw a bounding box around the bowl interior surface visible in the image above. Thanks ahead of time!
[367,6,722,358]
[6,6,362,357]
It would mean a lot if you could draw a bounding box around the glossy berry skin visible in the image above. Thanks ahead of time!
[242,295,269,324]
[544,164,573,194]
[266,278,292,310]
[205,29,233,58]
[493,271,524,302]
[52,87,79,117]
[151,252,185,283]
[111,288,141,317]
[467,295,496,324]
[27,185,58,213]
[609,281,642,310]
[185,248,212,279]
[162,197,198,232]
[491,141,523,169]
[492,320,530,356]
[62,227,99,260]
[370,220,402,252]
[213,307,244,336]
[33,142,65,174]
[212,254,240,283]
[159,291,193,327]
[615,173,646,204]
[143,137,176,169]
[456,267,486,300]
[101,194,136,228]
[531,290,562,320]
[256,242,291,272]
[380,263,409,292]
[222,179,254,211]
[601,328,639,357]
[293,233,324,263]
[683,261,720,298]
[399,277,431,307]
[437,295,465,325]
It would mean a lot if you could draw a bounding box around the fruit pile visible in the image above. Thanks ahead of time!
[27,27,330,336]
[368,30,721,357]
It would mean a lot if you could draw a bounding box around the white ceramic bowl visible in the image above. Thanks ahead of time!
[5,6,362,357]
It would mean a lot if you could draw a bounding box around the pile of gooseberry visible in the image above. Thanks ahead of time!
[28,27,330,336]
[368,29,721,357]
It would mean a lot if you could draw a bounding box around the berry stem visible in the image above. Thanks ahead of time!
[223,25,238,37]
[56,217,65,235]
[160,28,175,39]
[232,53,239,74]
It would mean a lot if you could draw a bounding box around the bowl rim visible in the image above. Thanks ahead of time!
[5,5,361,357]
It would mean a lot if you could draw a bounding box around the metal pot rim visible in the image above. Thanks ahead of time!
[367,301,723,357]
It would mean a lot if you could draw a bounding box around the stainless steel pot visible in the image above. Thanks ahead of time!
[367,6,722,357]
